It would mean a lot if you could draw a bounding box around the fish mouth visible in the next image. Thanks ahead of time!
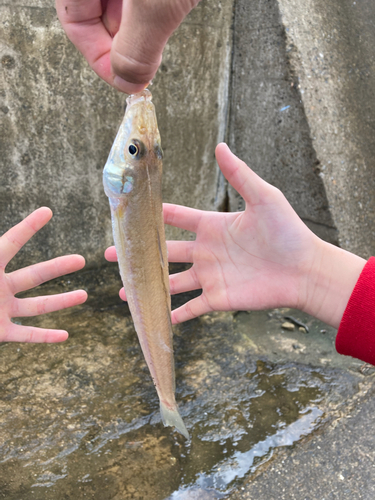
[124,89,159,144]
[126,89,152,109]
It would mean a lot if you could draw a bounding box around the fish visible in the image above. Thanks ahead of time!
[103,89,189,440]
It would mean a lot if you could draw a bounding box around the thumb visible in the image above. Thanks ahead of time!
[111,0,200,93]
[215,143,267,205]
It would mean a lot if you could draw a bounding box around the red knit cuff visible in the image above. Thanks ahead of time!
[336,257,375,365]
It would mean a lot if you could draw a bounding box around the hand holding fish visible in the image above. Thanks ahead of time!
[106,143,365,330]
[56,0,201,93]
[0,207,87,343]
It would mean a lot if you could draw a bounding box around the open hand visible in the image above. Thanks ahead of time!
[105,143,321,323]
[0,207,87,343]
[56,0,201,94]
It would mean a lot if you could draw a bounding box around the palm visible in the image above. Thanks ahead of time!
[165,177,315,323]
[190,209,295,311]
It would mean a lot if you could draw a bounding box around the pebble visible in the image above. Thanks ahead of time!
[282,321,295,331]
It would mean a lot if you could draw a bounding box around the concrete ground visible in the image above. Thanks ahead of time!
[228,324,375,500]
[1,266,374,499]
[230,382,375,499]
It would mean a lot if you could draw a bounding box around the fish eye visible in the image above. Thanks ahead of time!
[127,139,144,159]
[128,144,138,156]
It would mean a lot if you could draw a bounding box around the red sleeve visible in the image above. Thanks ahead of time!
[336,257,375,365]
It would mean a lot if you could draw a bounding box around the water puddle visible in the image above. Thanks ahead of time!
[0,267,360,499]
[170,407,322,499]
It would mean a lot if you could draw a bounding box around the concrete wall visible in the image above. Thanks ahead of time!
[1,3,124,269]
[229,0,375,257]
[1,0,375,274]
[228,0,338,244]
[0,0,234,269]
[278,0,375,257]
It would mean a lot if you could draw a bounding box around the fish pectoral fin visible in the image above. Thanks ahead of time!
[160,402,189,440]
[156,227,165,268]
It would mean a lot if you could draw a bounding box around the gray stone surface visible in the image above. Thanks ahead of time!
[0,1,234,269]
[150,0,234,221]
[227,310,375,499]
[229,381,375,500]
[228,0,338,244]
[277,0,375,257]
[228,0,375,256]
[0,4,123,269]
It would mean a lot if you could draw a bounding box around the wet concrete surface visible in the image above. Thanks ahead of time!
[0,264,374,499]
[230,384,375,500]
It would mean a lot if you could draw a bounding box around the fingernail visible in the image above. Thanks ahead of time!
[113,76,149,94]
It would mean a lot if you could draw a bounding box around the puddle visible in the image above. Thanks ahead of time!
[0,266,361,499]
[170,407,322,499]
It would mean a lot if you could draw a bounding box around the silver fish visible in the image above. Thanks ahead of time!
[103,89,189,439]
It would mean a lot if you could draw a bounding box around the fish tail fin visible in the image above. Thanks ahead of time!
[160,402,190,440]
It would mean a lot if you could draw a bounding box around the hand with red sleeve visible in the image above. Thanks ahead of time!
[106,143,367,331]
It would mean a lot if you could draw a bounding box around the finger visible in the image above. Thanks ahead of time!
[0,207,52,268]
[56,0,114,87]
[111,1,172,88]
[8,255,86,294]
[171,295,213,324]
[118,266,201,301]
[105,246,117,262]
[111,0,201,90]
[106,240,195,264]
[163,203,203,233]
[215,143,265,205]
[113,79,149,95]
[167,240,194,263]
[3,322,69,343]
[11,290,88,318]
[100,0,122,38]
[169,269,200,296]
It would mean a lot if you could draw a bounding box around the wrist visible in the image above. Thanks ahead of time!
[297,237,366,328]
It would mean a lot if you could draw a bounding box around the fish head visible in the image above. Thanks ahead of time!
[103,89,163,206]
